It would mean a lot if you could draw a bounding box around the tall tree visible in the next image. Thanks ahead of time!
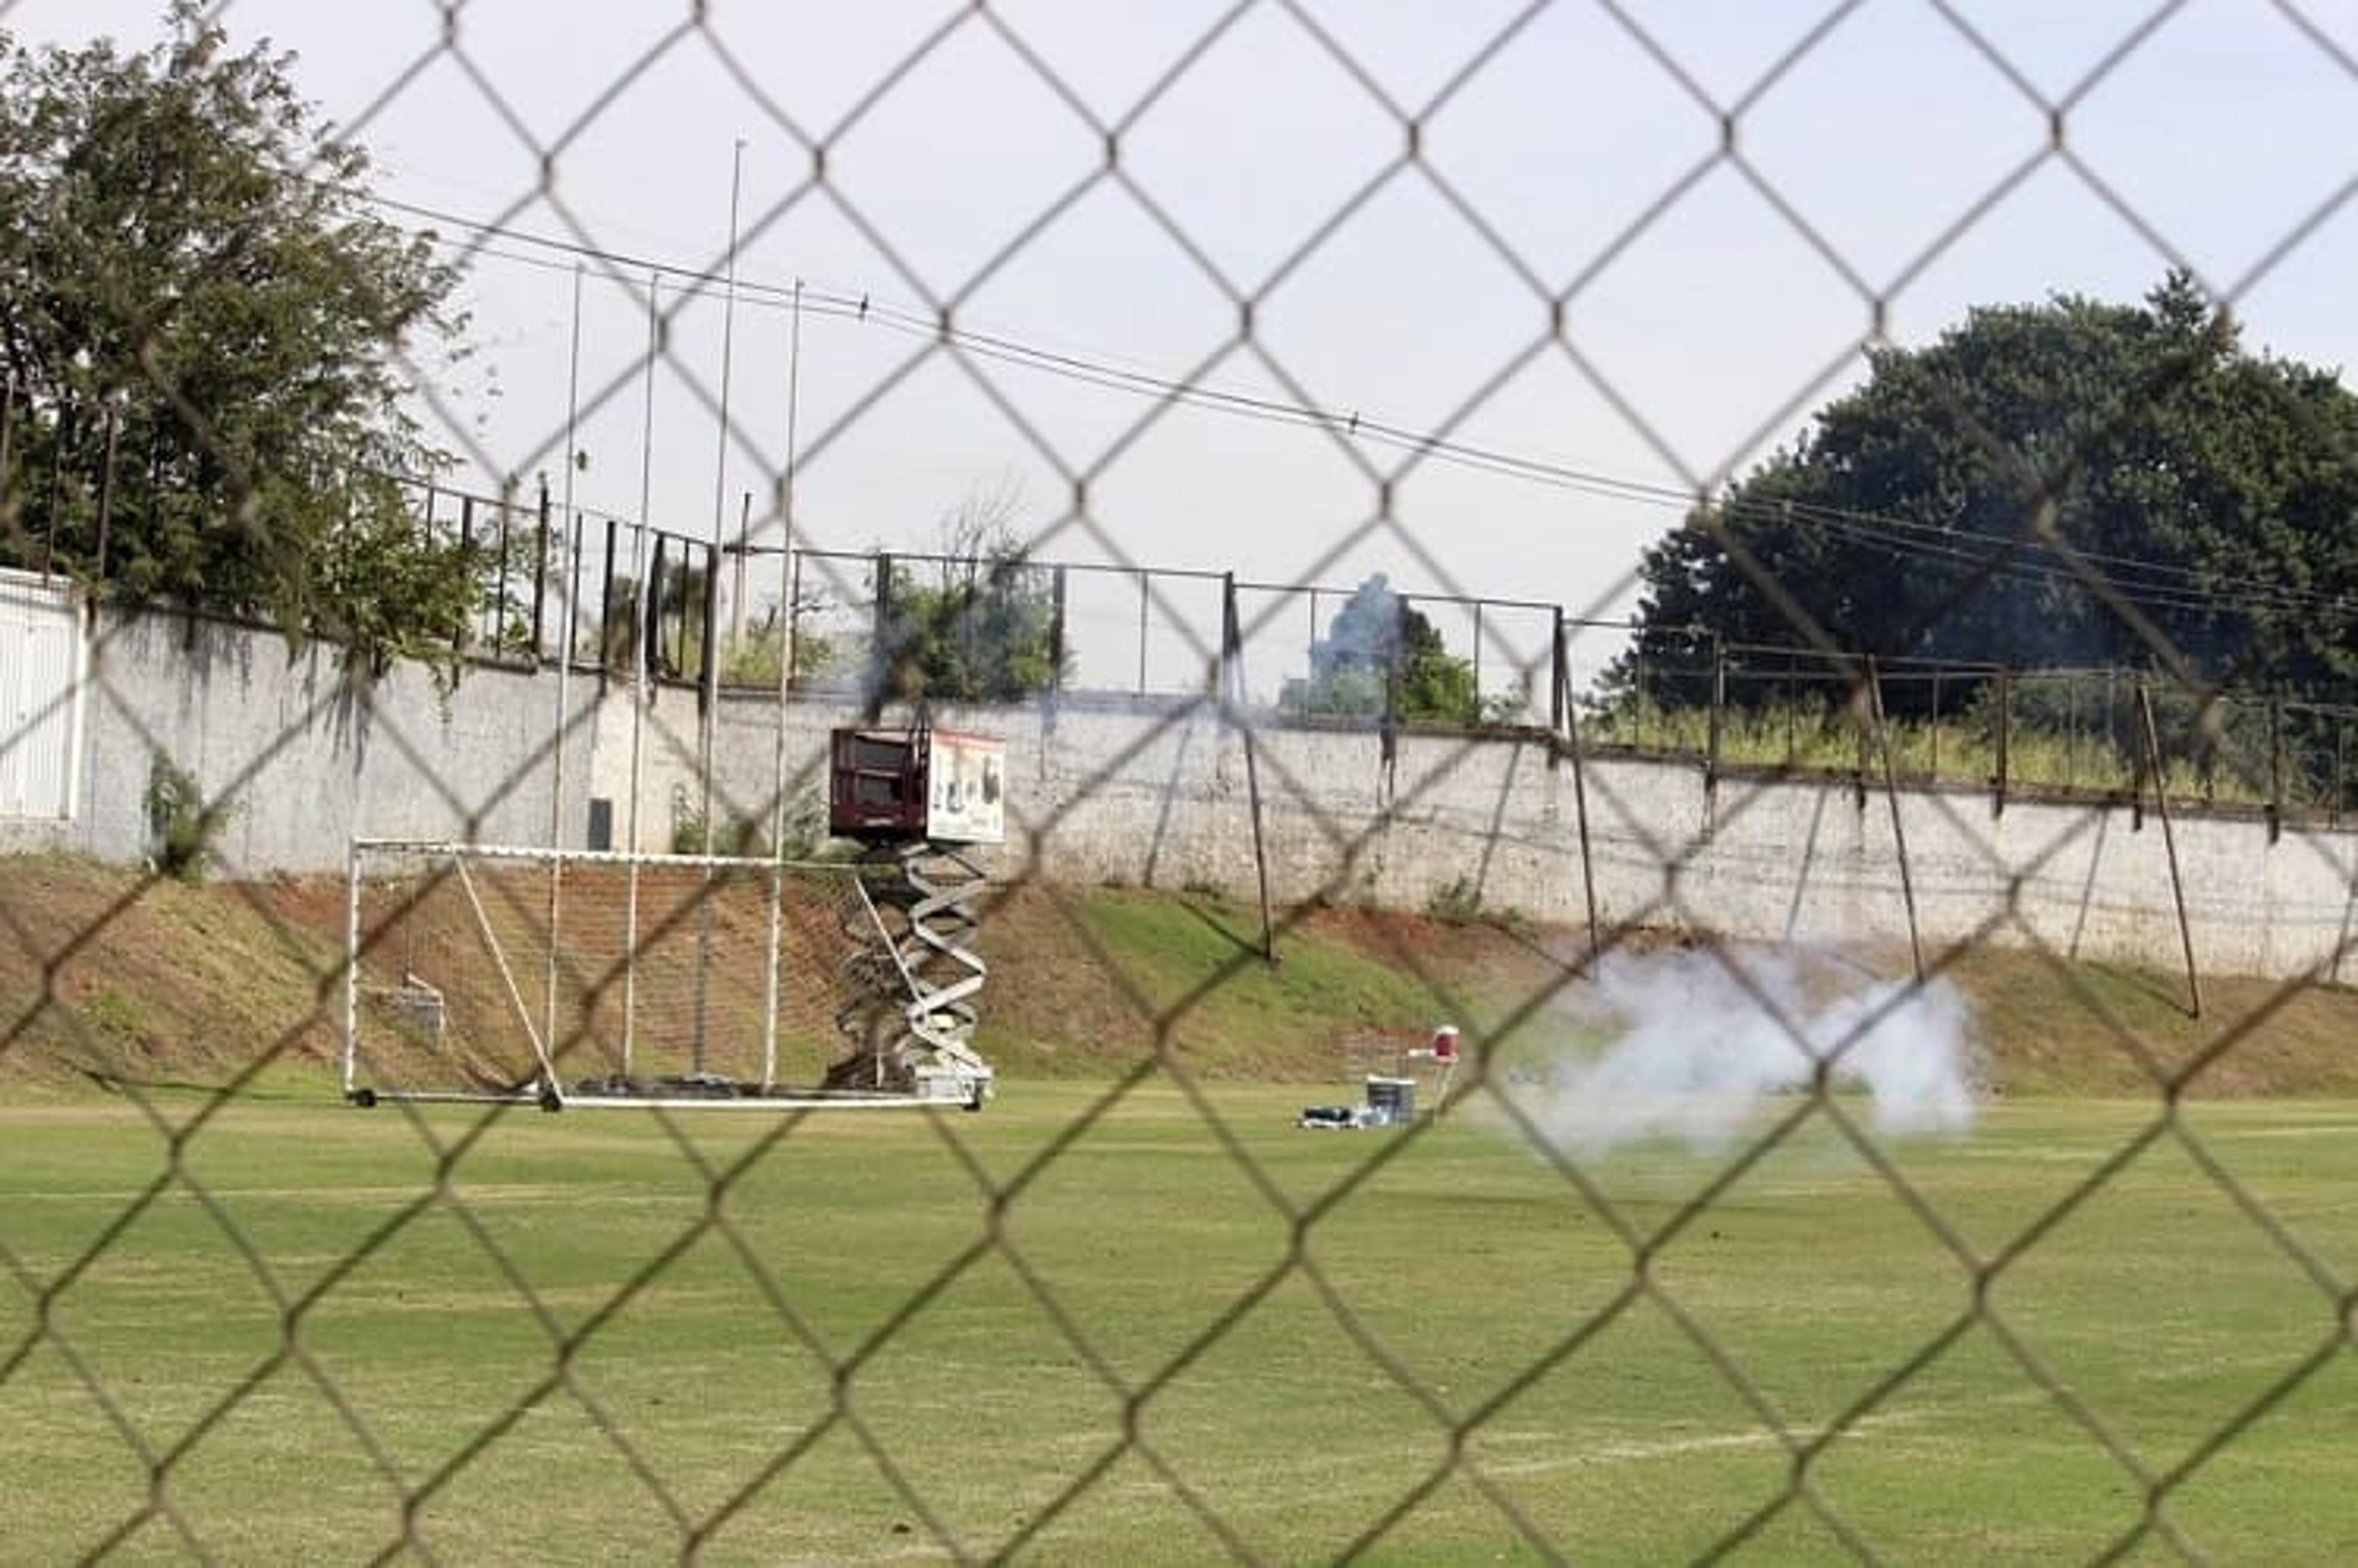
[1621,274,2358,712]
[0,6,478,674]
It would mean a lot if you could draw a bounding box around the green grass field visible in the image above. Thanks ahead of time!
[8,1081,2358,1564]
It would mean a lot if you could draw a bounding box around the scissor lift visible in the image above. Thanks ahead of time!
[824,728,1005,1106]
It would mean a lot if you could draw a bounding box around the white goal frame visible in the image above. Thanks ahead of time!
[341,837,993,1112]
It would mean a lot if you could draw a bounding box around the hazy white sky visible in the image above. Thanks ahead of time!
[9,1,2358,697]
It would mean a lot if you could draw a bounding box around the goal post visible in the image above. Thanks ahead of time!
[341,839,994,1111]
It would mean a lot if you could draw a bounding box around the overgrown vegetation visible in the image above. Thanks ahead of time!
[141,750,230,881]
[1586,689,2319,809]
[0,6,484,682]
[3,856,2357,1100]
[668,785,827,860]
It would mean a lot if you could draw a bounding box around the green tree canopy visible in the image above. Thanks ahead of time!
[0,5,478,673]
[1621,273,2358,712]
[1282,572,1481,724]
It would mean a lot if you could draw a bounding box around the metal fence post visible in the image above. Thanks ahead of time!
[2337,712,2348,829]
[600,516,620,676]
[0,373,15,511]
[2268,695,2284,842]
[1993,668,2010,817]
[1557,615,1601,955]
[1705,634,1724,833]
[1549,605,1565,734]
[646,534,669,681]
[1049,564,1068,698]
[871,550,895,716]
[532,473,551,660]
[1387,590,1408,735]
[2139,683,2203,1017]
[93,402,119,583]
[566,511,586,668]
[787,546,803,691]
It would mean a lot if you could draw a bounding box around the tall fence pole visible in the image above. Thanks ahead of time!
[1223,573,1276,964]
[599,516,620,678]
[532,474,551,659]
[623,270,661,1073]
[1867,657,1925,983]
[1705,634,1724,834]
[2139,683,2203,1019]
[542,513,578,1093]
[1557,620,1601,957]
[2336,714,2348,830]
[0,373,16,516]
[1549,607,1565,734]
[1049,564,1068,701]
[870,551,895,720]
[1993,669,2010,818]
[2267,696,2284,843]
[92,403,119,583]
[761,278,807,1093]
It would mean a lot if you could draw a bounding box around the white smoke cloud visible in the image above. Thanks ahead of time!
[1493,947,1980,1158]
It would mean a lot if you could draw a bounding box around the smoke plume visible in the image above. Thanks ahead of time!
[1496,947,1979,1157]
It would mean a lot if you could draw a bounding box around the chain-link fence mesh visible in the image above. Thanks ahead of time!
[7,1,2358,1561]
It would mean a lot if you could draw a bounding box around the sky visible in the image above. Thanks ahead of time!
[7,0,2358,704]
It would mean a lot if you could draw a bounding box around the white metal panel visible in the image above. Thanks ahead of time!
[0,570,84,820]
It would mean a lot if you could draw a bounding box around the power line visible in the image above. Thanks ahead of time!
[380,191,2356,627]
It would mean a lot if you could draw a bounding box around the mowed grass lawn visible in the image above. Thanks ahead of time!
[7,1083,2358,1564]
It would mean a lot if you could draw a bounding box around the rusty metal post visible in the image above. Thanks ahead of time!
[531,474,553,660]
[1705,634,1724,835]
[1224,573,1276,965]
[1853,662,1870,812]
[1048,564,1068,699]
[1560,619,1601,958]
[2336,713,2348,831]
[93,403,119,582]
[1929,669,1942,783]
[1549,605,1565,734]
[2139,683,2202,1019]
[2268,696,2284,843]
[0,374,18,529]
[1868,658,1924,982]
[1993,668,2010,818]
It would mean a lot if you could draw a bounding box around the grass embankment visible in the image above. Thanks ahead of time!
[4,855,2358,1101]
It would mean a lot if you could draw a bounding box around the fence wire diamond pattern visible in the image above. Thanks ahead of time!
[6,1,2358,1562]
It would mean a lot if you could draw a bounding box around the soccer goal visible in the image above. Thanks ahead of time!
[341,839,994,1111]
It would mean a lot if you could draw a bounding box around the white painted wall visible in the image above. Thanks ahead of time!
[0,570,84,830]
[27,604,2358,983]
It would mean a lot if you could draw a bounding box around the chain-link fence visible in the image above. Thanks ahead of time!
[8,1,2358,1561]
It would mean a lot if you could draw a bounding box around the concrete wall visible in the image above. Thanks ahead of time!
[26,605,2358,983]
[61,606,600,869]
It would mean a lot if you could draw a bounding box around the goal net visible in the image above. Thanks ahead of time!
[341,840,992,1110]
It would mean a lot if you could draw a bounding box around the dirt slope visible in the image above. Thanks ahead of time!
[2,855,2354,1100]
